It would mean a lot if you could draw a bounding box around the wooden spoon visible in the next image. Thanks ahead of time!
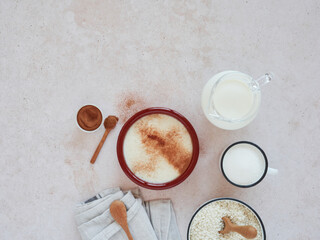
[219,216,257,239]
[90,115,118,164]
[110,200,133,240]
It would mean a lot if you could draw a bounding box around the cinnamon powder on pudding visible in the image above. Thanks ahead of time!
[77,105,102,131]
[123,113,193,183]
[134,115,192,175]
[140,128,192,174]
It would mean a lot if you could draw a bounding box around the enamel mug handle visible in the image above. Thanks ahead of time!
[267,167,278,175]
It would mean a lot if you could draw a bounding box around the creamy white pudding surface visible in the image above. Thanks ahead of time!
[123,113,193,183]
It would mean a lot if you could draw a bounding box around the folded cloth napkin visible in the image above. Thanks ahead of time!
[75,188,181,240]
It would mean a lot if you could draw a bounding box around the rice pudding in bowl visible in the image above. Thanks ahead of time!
[117,108,199,190]
[188,198,266,240]
[124,114,193,183]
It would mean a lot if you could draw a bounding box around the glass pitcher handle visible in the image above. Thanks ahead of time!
[255,72,274,88]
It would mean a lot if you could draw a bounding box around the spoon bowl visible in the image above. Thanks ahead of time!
[110,200,133,240]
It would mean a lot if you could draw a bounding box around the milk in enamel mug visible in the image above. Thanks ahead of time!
[220,142,279,187]
[222,143,266,186]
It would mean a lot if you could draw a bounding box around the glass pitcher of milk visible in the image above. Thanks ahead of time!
[201,71,273,130]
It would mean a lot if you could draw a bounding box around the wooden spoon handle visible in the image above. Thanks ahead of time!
[90,129,111,164]
[122,224,133,240]
[232,225,257,239]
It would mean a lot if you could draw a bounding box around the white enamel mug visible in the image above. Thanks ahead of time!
[220,141,278,188]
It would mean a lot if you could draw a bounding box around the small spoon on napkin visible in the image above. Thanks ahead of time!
[90,115,118,164]
[219,216,257,239]
[110,200,133,240]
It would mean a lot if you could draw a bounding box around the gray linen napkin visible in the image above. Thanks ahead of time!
[75,188,181,240]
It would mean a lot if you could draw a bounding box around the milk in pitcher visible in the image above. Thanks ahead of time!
[202,71,268,130]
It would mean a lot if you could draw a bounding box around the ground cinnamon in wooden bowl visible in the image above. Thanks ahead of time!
[77,105,103,131]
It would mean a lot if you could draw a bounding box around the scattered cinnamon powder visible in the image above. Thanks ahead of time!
[134,119,193,175]
[125,99,135,108]
[116,92,146,123]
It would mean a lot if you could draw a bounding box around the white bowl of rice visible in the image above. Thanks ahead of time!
[187,198,266,240]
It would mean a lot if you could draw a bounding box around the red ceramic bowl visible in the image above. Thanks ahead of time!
[117,107,199,190]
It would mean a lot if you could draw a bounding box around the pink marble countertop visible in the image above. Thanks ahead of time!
[1,0,319,239]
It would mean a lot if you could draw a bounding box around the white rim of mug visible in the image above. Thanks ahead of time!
[76,104,103,133]
[220,141,268,188]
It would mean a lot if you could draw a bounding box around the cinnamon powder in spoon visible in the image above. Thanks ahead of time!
[77,105,103,131]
